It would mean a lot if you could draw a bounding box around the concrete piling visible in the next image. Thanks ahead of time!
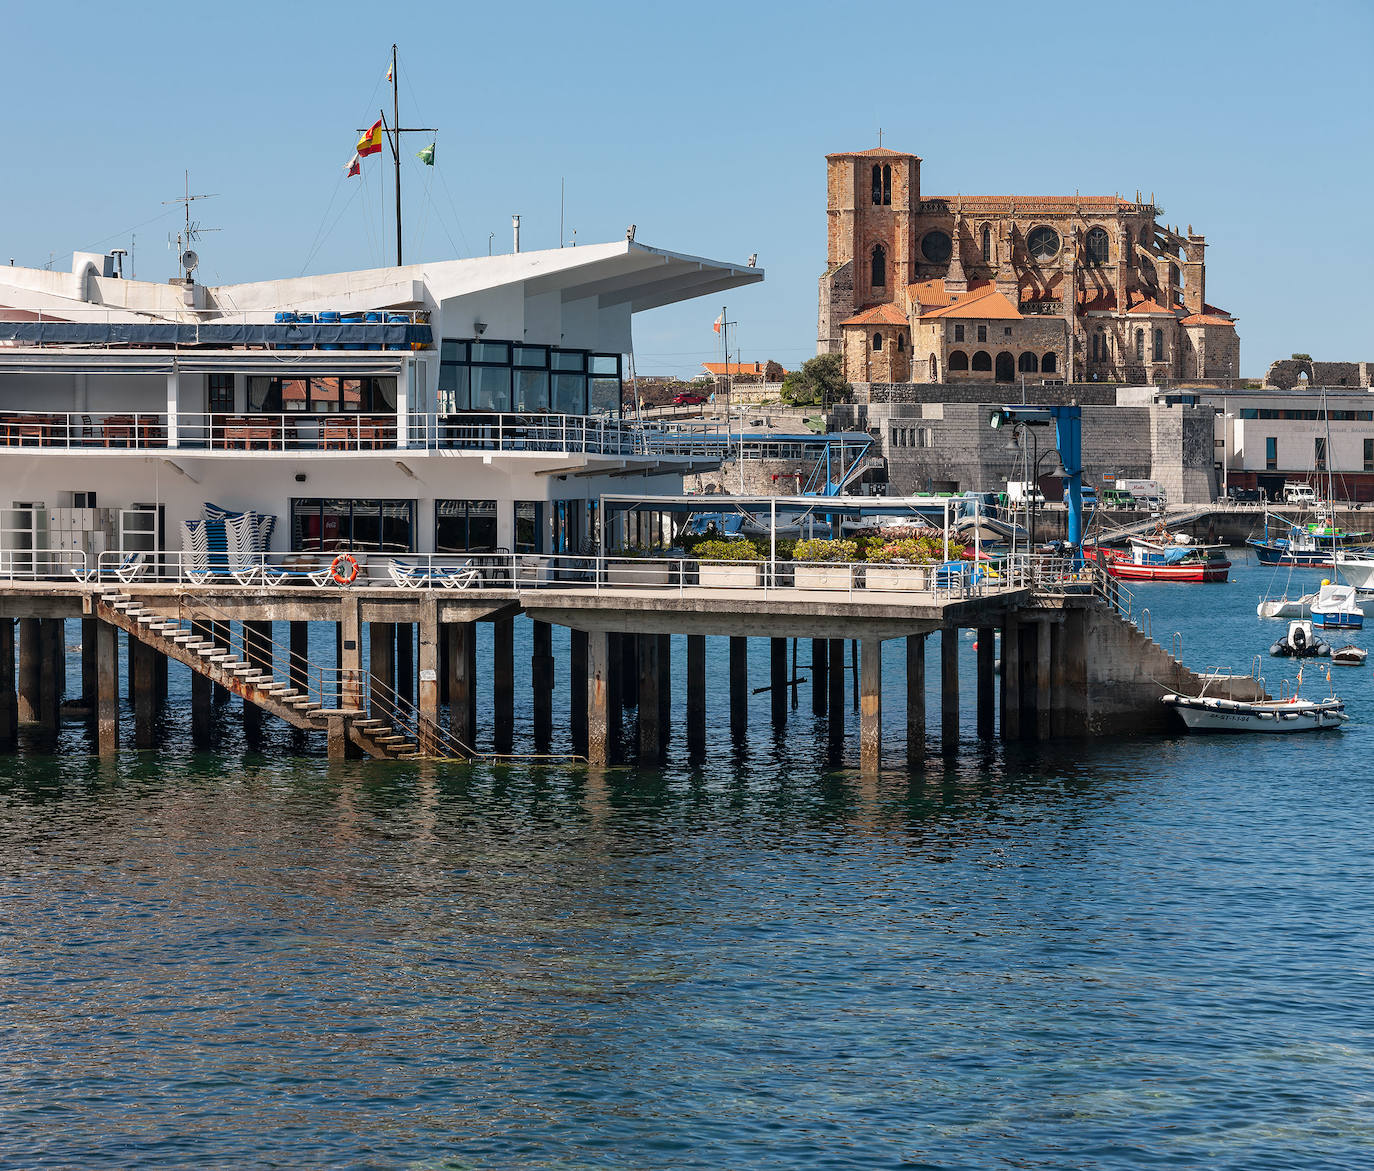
[493,615,515,753]
[827,636,844,763]
[39,618,63,732]
[657,634,671,749]
[17,617,40,725]
[587,628,610,766]
[96,618,118,755]
[729,636,748,739]
[570,627,587,755]
[369,621,395,724]
[531,619,554,752]
[941,627,959,749]
[81,617,97,714]
[686,633,705,758]
[132,637,157,748]
[637,633,661,765]
[448,621,476,752]
[906,633,926,768]
[417,598,440,747]
[811,638,828,716]
[770,637,787,726]
[859,638,882,773]
[0,620,16,750]
[1035,619,1052,741]
[976,626,996,740]
[1001,617,1020,741]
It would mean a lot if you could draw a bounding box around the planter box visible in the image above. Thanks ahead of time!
[698,562,761,588]
[794,564,853,590]
[865,564,930,591]
[607,558,671,587]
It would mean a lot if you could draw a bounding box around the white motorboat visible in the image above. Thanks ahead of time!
[1257,592,1313,619]
[1310,581,1363,630]
[1162,692,1348,733]
[1334,549,1374,590]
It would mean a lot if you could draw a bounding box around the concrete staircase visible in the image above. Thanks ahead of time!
[93,587,424,760]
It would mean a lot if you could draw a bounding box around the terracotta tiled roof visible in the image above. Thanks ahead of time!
[1179,312,1236,327]
[701,360,782,376]
[841,303,909,327]
[1078,289,1117,312]
[1126,297,1177,316]
[920,286,1022,321]
[906,278,994,312]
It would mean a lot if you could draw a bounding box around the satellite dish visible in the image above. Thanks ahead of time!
[180,250,199,273]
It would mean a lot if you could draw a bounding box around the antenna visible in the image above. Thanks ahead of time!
[162,171,219,281]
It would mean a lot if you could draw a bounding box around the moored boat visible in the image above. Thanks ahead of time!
[1248,510,1366,568]
[1087,535,1230,582]
[1269,619,1330,658]
[1162,692,1348,733]
[1310,580,1363,630]
[1331,645,1368,666]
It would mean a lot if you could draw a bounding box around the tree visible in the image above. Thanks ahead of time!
[781,353,850,407]
[1291,353,1313,361]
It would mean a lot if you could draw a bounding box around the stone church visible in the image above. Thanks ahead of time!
[817,147,1239,387]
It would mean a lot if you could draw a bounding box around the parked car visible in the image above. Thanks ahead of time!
[672,392,707,406]
[1102,488,1136,509]
[1226,486,1265,503]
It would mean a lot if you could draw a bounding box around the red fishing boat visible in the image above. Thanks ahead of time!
[1084,536,1230,582]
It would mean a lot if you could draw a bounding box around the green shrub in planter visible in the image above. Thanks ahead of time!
[792,537,858,563]
[693,538,764,562]
[866,535,943,564]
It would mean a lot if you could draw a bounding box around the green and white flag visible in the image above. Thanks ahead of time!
[416,142,435,166]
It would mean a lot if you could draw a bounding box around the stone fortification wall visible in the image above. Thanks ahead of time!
[1262,358,1374,390]
[684,460,814,496]
[852,381,1120,406]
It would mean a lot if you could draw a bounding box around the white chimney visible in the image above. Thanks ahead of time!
[512,214,521,254]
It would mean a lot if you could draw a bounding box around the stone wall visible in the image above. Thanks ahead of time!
[1262,358,1373,390]
[851,381,1121,406]
[684,459,815,496]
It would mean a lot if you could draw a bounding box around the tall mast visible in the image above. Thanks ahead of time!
[392,44,402,266]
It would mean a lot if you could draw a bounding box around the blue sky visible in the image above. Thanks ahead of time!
[3,0,1370,378]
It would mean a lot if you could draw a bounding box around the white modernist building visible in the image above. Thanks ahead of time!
[0,242,761,570]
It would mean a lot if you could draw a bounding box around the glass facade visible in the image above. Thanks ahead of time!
[436,499,499,552]
[291,499,414,552]
[248,377,396,413]
[514,501,542,554]
[439,338,622,416]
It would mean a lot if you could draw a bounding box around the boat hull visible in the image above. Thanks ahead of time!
[1105,561,1230,582]
[1250,543,1334,568]
[1163,693,1347,733]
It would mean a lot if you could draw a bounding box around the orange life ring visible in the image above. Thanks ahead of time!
[330,553,359,586]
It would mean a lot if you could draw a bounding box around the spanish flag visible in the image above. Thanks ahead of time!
[356,119,384,158]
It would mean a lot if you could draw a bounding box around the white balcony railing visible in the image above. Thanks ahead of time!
[0,410,733,458]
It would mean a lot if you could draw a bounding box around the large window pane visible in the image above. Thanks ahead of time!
[292,498,413,552]
[249,376,281,412]
[471,366,512,411]
[515,501,540,554]
[441,339,467,363]
[311,377,344,413]
[551,373,586,414]
[514,369,550,412]
[438,364,470,412]
[471,342,511,365]
[514,345,548,368]
[589,354,620,376]
[435,499,498,553]
[589,376,619,416]
[367,377,397,412]
[552,350,585,372]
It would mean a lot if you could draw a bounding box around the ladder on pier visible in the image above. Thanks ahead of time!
[93,586,457,761]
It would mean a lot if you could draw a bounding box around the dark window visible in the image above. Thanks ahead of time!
[248,376,395,413]
[1265,437,1277,471]
[291,498,414,553]
[981,225,991,263]
[897,334,905,352]
[1042,351,1057,373]
[435,499,498,553]
[438,338,610,416]
[1153,328,1165,361]
[995,352,1015,382]
[977,324,987,343]
[208,373,233,413]
[1364,439,1373,472]
[1135,329,1145,361]
[1315,437,1327,471]
[948,350,969,371]
[1085,226,1110,263]
[971,350,992,372]
[1027,226,1060,262]
[872,164,883,205]
[873,333,883,352]
[515,501,542,554]
[882,164,892,205]
[954,324,965,342]
[871,244,886,287]
[921,231,952,263]
[1018,352,1038,373]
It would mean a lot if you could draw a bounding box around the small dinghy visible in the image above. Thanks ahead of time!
[1269,620,1331,658]
[1162,692,1348,733]
[1331,645,1368,666]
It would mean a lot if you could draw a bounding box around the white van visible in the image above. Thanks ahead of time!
[1283,482,1319,506]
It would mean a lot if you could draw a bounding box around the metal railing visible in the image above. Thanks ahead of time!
[0,409,733,459]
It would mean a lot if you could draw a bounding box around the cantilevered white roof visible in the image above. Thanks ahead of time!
[0,240,762,323]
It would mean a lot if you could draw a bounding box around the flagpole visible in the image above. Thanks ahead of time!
[392,43,402,266]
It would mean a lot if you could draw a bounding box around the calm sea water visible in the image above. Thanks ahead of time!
[3,560,1373,1169]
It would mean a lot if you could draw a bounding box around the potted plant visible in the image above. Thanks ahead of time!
[606,546,674,587]
[791,537,857,589]
[693,537,764,587]
[864,534,940,591]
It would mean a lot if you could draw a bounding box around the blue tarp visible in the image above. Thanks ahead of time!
[0,322,432,347]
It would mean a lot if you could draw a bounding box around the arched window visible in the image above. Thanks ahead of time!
[1041,351,1057,373]
[1086,226,1109,263]
[1092,330,1106,362]
[995,352,1015,382]
[1153,328,1165,361]
[948,349,969,371]
[1135,329,1145,360]
[981,225,991,264]
[897,333,905,352]
[1018,351,1038,373]
[882,164,892,205]
[1169,262,1180,287]
[871,244,886,288]
[871,165,883,205]
[971,350,992,372]
[872,333,883,351]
